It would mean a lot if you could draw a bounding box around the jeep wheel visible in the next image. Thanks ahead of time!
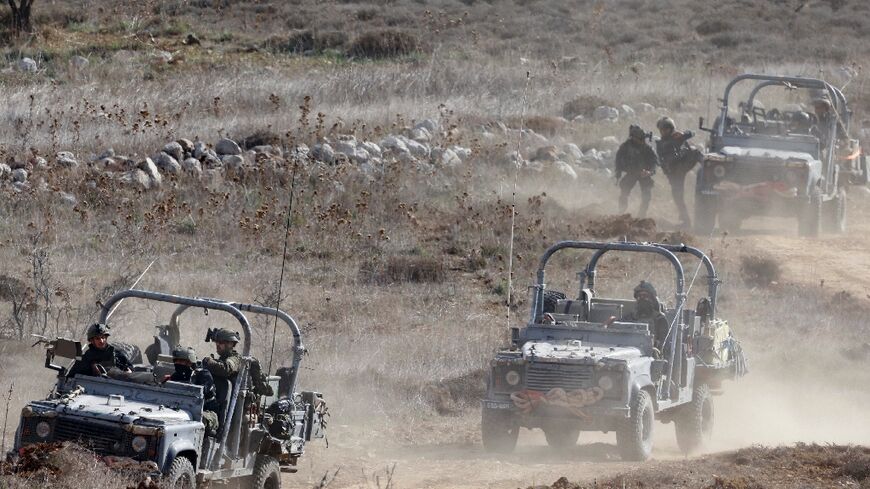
[481,407,519,453]
[798,191,822,237]
[542,290,566,313]
[616,389,654,461]
[674,383,714,455]
[165,456,196,489]
[694,193,717,235]
[251,455,281,489]
[543,423,580,449]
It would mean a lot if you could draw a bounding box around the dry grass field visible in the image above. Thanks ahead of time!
[2,0,870,488]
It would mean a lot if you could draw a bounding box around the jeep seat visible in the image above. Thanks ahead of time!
[588,302,623,323]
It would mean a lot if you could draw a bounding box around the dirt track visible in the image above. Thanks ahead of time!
[275,191,870,488]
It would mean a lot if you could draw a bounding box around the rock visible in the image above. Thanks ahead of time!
[552,161,577,180]
[202,152,222,169]
[95,148,115,161]
[415,119,439,133]
[154,152,181,174]
[69,56,89,70]
[96,157,120,171]
[215,138,242,156]
[252,145,281,157]
[8,159,27,170]
[564,143,584,162]
[334,138,358,157]
[436,148,462,167]
[17,57,37,73]
[311,143,336,163]
[572,115,585,123]
[601,136,620,147]
[0,163,11,179]
[620,104,636,118]
[119,169,151,190]
[505,151,527,168]
[533,145,560,162]
[193,141,208,159]
[638,102,655,113]
[56,151,79,168]
[380,136,409,155]
[138,158,162,188]
[410,127,431,143]
[360,141,382,158]
[32,156,48,169]
[59,192,78,206]
[182,158,202,177]
[593,106,619,122]
[402,137,430,158]
[451,146,472,160]
[221,154,245,170]
[163,141,184,162]
[184,33,201,45]
[176,138,194,153]
[151,50,173,64]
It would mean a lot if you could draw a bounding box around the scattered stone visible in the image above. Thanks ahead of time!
[602,136,620,147]
[311,143,336,163]
[120,169,151,190]
[415,119,438,133]
[215,138,242,156]
[0,163,11,179]
[69,56,89,70]
[32,156,48,169]
[553,160,578,180]
[637,102,655,113]
[533,146,560,162]
[176,138,194,153]
[59,192,78,206]
[182,158,202,177]
[94,148,115,161]
[593,106,619,122]
[154,152,181,174]
[252,145,281,157]
[436,148,462,167]
[572,115,585,123]
[380,136,409,155]
[221,154,245,170]
[151,50,173,64]
[402,137,430,158]
[17,57,37,73]
[202,152,222,169]
[56,151,79,168]
[620,104,636,118]
[193,141,208,159]
[410,127,431,143]
[360,141,382,158]
[163,141,184,162]
[451,146,471,160]
[138,158,163,188]
[563,143,584,162]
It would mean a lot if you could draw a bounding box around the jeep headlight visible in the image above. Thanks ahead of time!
[131,435,148,453]
[597,375,614,391]
[505,370,521,386]
[36,421,52,439]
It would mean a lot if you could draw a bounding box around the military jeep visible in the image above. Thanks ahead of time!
[481,241,746,460]
[13,289,326,488]
[695,74,868,236]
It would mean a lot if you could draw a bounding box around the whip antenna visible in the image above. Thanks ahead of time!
[506,70,532,330]
[268,158,299,374]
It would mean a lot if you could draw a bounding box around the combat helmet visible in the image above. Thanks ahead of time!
[628,124,645,139]
[208,328,241,344]
[86,322,111,340]
[633,280,658,299]
[171,346,198,363]
[656,117,675,131]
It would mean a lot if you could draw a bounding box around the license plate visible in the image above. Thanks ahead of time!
[482,400,512,410]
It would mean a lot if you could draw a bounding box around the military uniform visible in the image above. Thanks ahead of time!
[615,126,658,218]
[68,323,133,378]
[626,281,670,352]
[171,346,220,436]
[656,118,700,227]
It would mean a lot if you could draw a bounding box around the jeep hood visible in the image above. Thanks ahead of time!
[720,146,817,163]
[32,395,193,424]
[522,340,641,363]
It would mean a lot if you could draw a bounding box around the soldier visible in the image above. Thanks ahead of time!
[811,96,847,149]
[614,124,658,218]
[627,281,669,352]
[656,117,700,228]
[169,346,219,437]
[202,328,273,397]
[68,323,133,378]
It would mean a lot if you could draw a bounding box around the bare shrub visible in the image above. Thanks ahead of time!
[562,94,610,120]
[241,129,281,149]
[695,19,732,36]
[710,33,740,48]
[349,29,419,58]
[272,30,348,53]
[359,256,444,284]
[508,115,565,137]
[740,254,781,287]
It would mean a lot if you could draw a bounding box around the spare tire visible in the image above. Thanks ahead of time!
[542,290,566,313]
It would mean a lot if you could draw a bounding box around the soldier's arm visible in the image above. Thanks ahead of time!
[204,355,241,379]
[643,146,658,173]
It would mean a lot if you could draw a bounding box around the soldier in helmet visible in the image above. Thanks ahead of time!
[203,328,273,398]
[614,124,658,218]
[626,281,669,352]
[169,346,219,436]
[68,323,133,378]
[656,117,700,228]
[811,96,847,149]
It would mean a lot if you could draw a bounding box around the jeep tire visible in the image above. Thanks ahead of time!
[822,189,846,234]
[543,422,580,449]
[616,389,654,461]
[674,383,714,455]
[481,407,519,453]
[251,455,281,489]
[542,290,566,313]
[165,456,196,489]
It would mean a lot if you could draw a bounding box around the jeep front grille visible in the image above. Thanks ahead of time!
[53,418,127,454]
[526,363,593,392]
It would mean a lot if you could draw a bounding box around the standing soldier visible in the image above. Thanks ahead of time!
[615,124,658,218]
[656,117,701,228]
